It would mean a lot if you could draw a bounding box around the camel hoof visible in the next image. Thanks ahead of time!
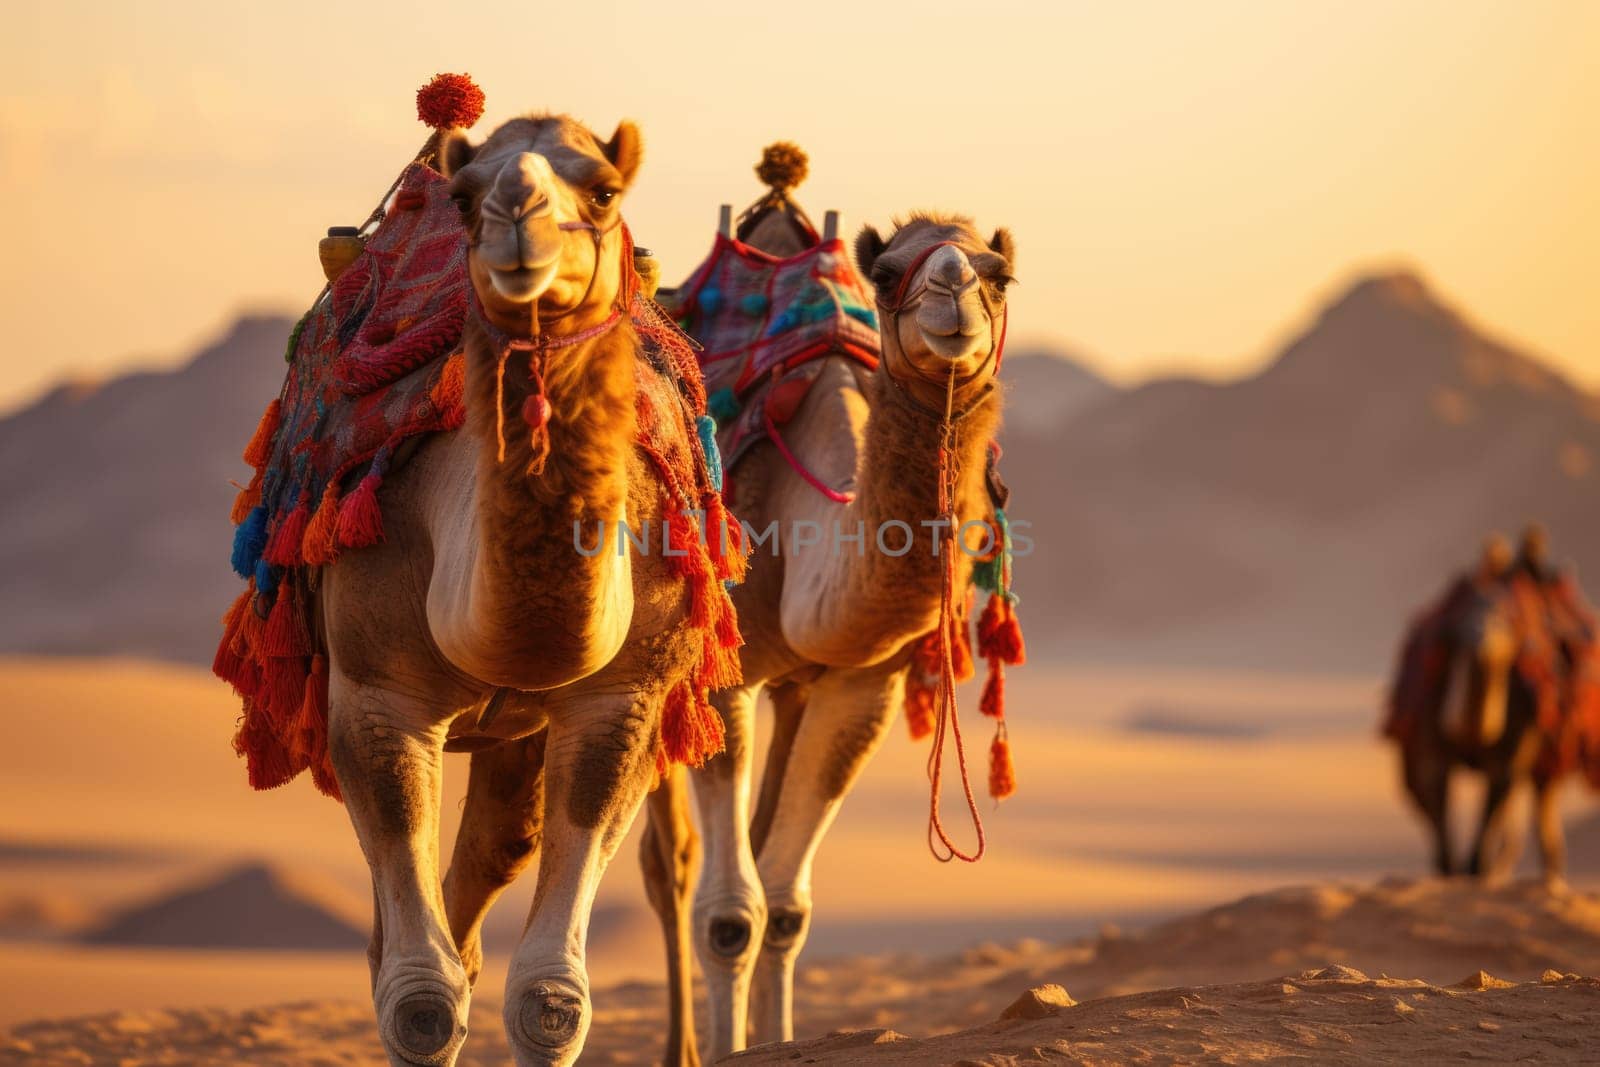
[517,983,586,1048]
[392,993,463,1064]
[708,916,752,958]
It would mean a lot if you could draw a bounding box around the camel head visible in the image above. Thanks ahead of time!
[1438,585,1523,749]
[855,214,1015,401]
[440,114,643,333]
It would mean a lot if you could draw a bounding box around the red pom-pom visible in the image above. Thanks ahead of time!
[416,73,486,130]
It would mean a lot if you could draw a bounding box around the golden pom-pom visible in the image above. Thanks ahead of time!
[755,142,808,192]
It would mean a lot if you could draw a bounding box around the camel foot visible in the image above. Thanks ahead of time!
[507,978,590,1066]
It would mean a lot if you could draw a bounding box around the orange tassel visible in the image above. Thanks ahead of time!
[431,352,466,413]
[980,658,1005,719]
[261,583,310,658]
[230,469,264,525]
[705,494,746,583]
[977,594,1026,666]
[665,508,701,578]
[951,613,975,683]
[264,500,310,567]
[661,682,726,768]
[336,472,385,548]
[913,631,941,675]
[301,481,342,565]
[213,590,253,693]
[904,673,936,739]
[988,729,1016,801]
[243,398,282,469]
[231,592,267,661]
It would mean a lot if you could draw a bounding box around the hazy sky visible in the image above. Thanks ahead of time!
[1,1,1594,412]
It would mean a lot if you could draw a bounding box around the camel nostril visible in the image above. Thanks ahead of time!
[708,917,752,958]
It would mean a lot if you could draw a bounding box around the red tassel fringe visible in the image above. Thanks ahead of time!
[243,398,282,469]
[904,674,936,740]
[262,583,310,658]
[336,472,385,548]
[264,500,310,568]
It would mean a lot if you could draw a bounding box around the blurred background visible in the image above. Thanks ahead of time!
[0,0,1596,1039]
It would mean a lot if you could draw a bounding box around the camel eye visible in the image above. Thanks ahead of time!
[590,188,618,208]
[451,195,472,216]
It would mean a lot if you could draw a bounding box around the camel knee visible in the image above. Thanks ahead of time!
[505,974,589,1067]
[762,902,810,957]
[373,964,470,1067]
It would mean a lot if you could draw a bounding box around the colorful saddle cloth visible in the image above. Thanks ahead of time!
[215,163,738,799]
[663,235,880,472]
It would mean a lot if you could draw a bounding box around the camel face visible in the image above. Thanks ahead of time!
[440,115,642,323]
[1438,591,1520,749]
[857,216,1016,386]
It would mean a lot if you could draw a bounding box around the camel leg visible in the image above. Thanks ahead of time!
[750,682,808,859]
[442,732,547,988]
[1401,742,1453,875]
[1534,773,1568,890]
[687,683,766,1061]
[640,766,702,1067]
[503,690,658,1067]
[749,666,899,1048]
[327,670,469,1067]
[1467,770,1516,882]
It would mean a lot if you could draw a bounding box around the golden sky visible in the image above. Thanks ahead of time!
[0,0,1594,412]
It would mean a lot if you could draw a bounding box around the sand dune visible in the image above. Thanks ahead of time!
[6,879,1598,1064]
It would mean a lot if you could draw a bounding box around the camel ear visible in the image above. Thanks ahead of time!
[437,129,477,179]
[603,121,644,188]
[988,227,1016,269]
[854,225,887,277]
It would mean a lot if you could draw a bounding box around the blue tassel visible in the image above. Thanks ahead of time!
[708,387,740,426]
[699,287,722,315]
[231,506,269,578]
[697,415,724,493]
[254,559,279,596]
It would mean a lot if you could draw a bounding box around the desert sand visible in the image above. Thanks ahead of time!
[3,657,1598,1063]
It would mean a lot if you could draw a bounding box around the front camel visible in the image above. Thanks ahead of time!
[642,152,1026,1062]
[213,92,740,1067]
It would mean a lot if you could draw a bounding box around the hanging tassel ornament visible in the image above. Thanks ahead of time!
[243,398,282,469]
[337,449,390,549]
[300,481,343,565]
[989,724,1017,801]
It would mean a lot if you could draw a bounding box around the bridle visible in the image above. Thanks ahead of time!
[873,238,1011,864]
[873,239,1008,422]
[469,210,632,472]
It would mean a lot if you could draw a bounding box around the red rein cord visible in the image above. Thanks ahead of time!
[924,365,987,863]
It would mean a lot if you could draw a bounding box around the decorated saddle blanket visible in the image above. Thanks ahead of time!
[662,234,880,471]
[215,162,737,800]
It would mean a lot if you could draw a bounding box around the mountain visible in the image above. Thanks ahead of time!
[999,349,1116,434]
[0,273,1593,672]
[0,316,293,662]
[79,862,367,950]
[1003,271,1600,669]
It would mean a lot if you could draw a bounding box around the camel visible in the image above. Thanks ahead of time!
[315,114,727,1067]
[640,194,1018,1062]
[1388,532,1599,887]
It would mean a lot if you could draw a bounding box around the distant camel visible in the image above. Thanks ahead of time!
[1387,538,1600,886]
